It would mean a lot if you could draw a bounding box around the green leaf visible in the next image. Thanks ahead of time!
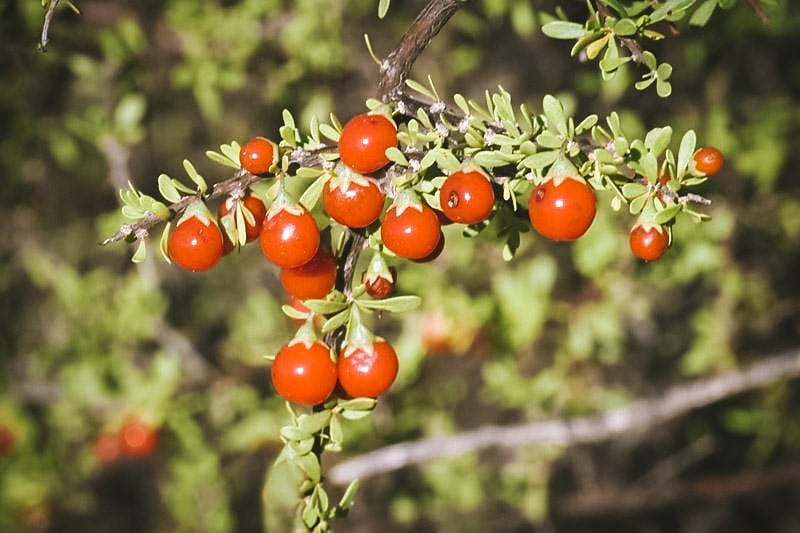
[541,21,586,39]
[435,148,462,172]
[289,437,315,456]
[304,299,349,315]
[629,193,648,214]
[220,142,241,166]
[182,159,207,194]
[621,183,648,199]
[319,123,340,142]
[299,175,327,211]
[689,0,717,26]
[295,167,324,179]
[357,295,421,313]
[301,499,319,529]
[654,203,682,224]
[338,397,377,411]
[340,409,373,420]
[282,304,309,320]
[656,77,672,98]
[542,94,568,136]
[644,126,672,157]
[131,238,147,263]
[385,146,408,166]
[522,150,559,171]
[405,78,436,100]
[298,452,322,483]
[158,173,183,204]
[329,414,344,445]
[677,129,697,179]
[280,425,310,442]
[535,131,564,150]
[585,33,610,60]
[472,150,516,169]
[613,18,638,36]
[322,309,351,334]
[453,93,470,116]
[338,479,360,510]
[205,150,240,169]
[599,55,630,73]
[297,410,332,434]
[378,0,390,18]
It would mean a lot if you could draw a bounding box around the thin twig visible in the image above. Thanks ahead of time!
[746,0,769,24]
[328,347,800,484]
[39,0,62,51]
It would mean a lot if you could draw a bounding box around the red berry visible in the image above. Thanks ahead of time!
[218,192,267,252]
[381,203,441,260]
[271,340,337,405]
[119,419,158,458]
[0,425,16,456]
[629,224,669,261]
[93,431,120,465]
[239,137,277,175]
[363,266,396,299]
[528,176,597,241]
[692,147,724,176]
[168,215,224,271]
[338,114,398,174]
[323,177,385,228]
[337,339,399,398]
[280,248,338,300]
[259,208,320,268]
[439,169,495,224]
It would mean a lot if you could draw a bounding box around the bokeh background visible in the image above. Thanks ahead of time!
[2,1,800,531]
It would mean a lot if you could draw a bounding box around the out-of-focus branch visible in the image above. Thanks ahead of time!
[98,135,213,386]
[328,347,800,484]
[746,0,769,24]
[556,463,800,517]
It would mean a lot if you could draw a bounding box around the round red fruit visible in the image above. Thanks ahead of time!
[338,114,398,174]
[439,169,495,224]
[259,208,320,268]
[528,177,597,241]
[363,267,396,299]
[119,420,158,458]
[271,341,337,405]
[218,192,267,249]
[337,340,399,398]
[323,178,385,228]
[629,224,669,261]
[239,137,277,175]
[0,425,16,456]
[168,215,224,271]
[381,204,441,260]
[692,147,724,176]
[280,248,338,300]
[93,431,120,465]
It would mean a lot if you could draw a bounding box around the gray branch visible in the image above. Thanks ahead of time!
[328,347,800,484]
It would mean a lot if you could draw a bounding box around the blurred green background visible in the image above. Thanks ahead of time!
[1,0,800,531]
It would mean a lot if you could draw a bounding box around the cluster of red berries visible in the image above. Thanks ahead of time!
[93,417,159,466]
[164,111,724,405]
[628,146,724,262]
[271,337,399,406]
